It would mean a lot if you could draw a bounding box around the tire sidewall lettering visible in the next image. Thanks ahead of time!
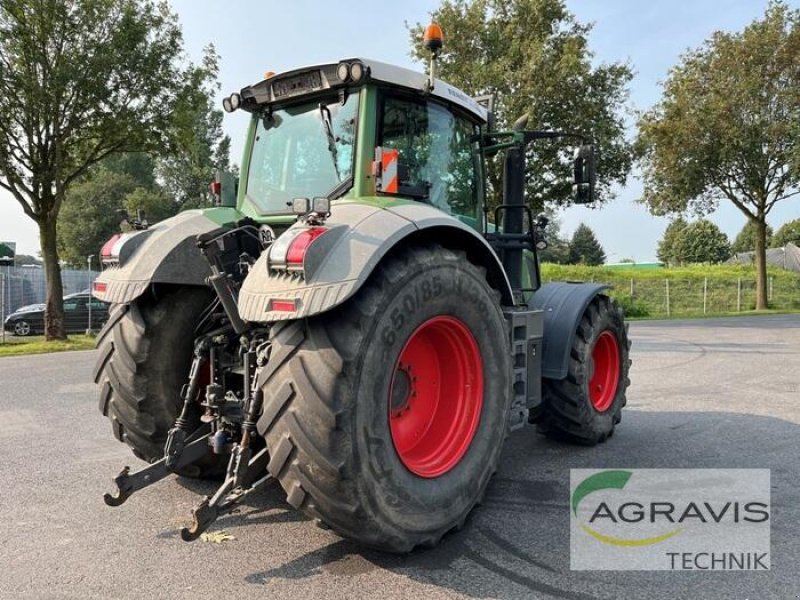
[355,260,510,524]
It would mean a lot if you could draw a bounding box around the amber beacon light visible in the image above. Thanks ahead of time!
[423,22,444,92]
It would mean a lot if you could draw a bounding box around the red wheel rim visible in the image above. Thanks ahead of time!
[388,316,484,478]
[589,330,621,412]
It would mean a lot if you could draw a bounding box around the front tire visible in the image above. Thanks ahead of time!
[535,295,631,445]
[93,287,216,468]
[14,321,31,336]
[256,245,511,552]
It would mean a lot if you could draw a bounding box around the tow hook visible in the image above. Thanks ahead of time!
[103,431,212,507]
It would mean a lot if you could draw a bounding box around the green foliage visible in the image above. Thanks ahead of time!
[773,218,800,247]
[541,263,800,317]
[567,223,605,266]
[57,152,180,266]
[732,221,774,254]
[123,187,176,224]
[157,45,232,210]
[0,335,96,356]
[616,295,650,318]
[672,219,731,264]
[657,216,688,265]
[0,0,201,338]
[636,2,800,308]
[14,254,41,266]
[57,169,139,266]
[409,0,634,211]
[55,49,231,265]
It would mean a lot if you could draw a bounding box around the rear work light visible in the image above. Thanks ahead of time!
[269,227,328,271]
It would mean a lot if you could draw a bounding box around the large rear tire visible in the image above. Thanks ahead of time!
[256,245,511,552]
[535,294,630,445]
[93,287,217,472]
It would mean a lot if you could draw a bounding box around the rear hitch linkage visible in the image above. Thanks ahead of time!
[182,342,272,541]
[103,223,276,538]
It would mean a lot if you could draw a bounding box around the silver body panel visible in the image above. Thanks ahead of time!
[238,201,512,322]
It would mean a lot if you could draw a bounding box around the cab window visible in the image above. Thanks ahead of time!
[378,95,481,219]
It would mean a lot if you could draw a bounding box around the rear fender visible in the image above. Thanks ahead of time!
[92,209,242,305]
[238,201,513,322]
[530,282,610,380]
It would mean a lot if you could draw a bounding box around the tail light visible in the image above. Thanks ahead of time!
[100,234,121,262]
[100,233,133,266]
[269,227,328,271]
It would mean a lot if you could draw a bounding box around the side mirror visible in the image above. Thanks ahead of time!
[572,144,596,204]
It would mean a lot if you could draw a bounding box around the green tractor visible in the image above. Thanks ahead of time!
[94,26,630,552]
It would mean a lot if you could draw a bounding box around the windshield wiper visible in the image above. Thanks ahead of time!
[318,103,340,180]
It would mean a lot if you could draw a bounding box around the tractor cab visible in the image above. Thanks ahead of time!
[222,57,490,230]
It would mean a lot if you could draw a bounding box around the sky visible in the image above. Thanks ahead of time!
[1,0,798,261]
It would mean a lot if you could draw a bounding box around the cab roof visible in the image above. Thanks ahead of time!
[237,58,488,124]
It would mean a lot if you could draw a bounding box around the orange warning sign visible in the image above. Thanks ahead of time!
[378,147,399,194]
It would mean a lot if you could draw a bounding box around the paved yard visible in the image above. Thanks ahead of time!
[0,315,798,599]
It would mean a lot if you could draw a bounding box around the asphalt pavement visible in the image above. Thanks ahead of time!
[0,314,798,600]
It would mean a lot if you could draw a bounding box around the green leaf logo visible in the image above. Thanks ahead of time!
[572,470,681,547]
[572,470,632,516]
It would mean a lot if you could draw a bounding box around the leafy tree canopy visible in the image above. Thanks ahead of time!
[537,211,570,264]
[672,219,731,265]
[409,0,634,211]
[0,0,209,338]
[15,254,41,266]
[731,220,774,254]
[157,45,232,210]
[773,218,800,247]
[636,1,800,307]
[657,216,688,266]
[57,169,138,266]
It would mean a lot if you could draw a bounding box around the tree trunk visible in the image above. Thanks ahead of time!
[753,217,768,310]
[39,215,67,340]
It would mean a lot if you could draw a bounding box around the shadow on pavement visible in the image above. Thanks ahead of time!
[234,410,799,600]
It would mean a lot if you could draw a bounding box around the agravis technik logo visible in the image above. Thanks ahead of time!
[570,469,770,571]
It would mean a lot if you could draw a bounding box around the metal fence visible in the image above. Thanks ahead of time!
[0,265,100,326]
[542,274,800,318]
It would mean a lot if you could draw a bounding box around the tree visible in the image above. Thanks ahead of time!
[56,51,233,266]
[636,2,800,309]
[57,152,167,266]
[0,0,200,339]
[568,223,605,265]
[657,216,688,266]
[15,254,41,266]
[409,0,634,211]
[57,170,137,267]
[773,218,800,247]
[157,46,232,210]
[672,219,731,264]
[732,221,774,254]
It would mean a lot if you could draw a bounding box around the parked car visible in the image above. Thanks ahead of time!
[3,293,109,336]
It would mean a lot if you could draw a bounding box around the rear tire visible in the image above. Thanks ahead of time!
[256,245,511,552]
[93,287,219,474]
[535,295,630,445]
